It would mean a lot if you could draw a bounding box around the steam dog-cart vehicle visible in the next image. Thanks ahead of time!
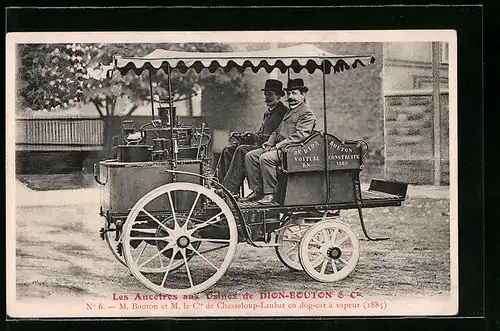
[94,44,408,295]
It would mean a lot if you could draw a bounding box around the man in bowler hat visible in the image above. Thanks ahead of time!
[217,79,288,196]
[244,78,317,204]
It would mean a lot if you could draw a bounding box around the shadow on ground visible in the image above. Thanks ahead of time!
[17,174,98,191]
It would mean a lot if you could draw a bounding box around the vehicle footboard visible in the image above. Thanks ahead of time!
[360,179,408,208]
[368,179,408,198]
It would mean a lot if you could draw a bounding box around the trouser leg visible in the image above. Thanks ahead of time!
[222,144,257,193]
[259,150,280,195]
[217,144,237,181]
[245,148,265,193]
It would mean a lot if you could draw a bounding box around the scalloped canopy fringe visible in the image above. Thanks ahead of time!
[113,44,376,76]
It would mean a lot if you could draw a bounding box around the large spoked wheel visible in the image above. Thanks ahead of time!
[299,220,360,282]
[275,216,311,271]
[122,183,238,295]
[103,219,126,267]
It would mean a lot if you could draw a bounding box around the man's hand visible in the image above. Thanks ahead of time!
[263,144,277,152]
[275,142,285,150]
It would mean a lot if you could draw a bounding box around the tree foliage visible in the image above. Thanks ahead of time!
[16,43,248,116]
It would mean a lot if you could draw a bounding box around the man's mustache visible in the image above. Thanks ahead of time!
[287,98,298,102]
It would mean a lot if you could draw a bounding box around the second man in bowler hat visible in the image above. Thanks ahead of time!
[218,79,288,196]
[244,78,317,204]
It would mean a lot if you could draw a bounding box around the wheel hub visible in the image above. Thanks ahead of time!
[156,215,197,258]
[176,236,190,248]
[327,247,342,259]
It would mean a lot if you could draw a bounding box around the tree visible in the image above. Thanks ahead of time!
[17,43,247,115]
[17,44,86,112]
[17,42,249,153]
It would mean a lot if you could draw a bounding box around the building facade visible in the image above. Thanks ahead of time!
[383,42,449,184]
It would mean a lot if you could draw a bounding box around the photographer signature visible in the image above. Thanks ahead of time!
[375,280,432,288]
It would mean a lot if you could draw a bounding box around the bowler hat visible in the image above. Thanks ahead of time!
[283,78,309,93]
[261,79,285,96]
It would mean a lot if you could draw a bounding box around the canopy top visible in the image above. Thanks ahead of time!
[114,44,376,75]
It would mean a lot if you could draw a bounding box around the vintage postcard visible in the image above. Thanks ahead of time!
[6,30,457,318]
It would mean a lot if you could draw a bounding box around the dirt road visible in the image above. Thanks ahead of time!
[14,182,451,304]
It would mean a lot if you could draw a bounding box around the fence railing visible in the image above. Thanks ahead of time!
[16,116,104,151]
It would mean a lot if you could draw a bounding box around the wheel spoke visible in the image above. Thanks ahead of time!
[160,247,179,287]
[339,257,349,265]
[310,254,324,268]
[181,248,194,288]
[310,236,323,246]
[320,258,328,274]
[189,244,219,270]
[330,228,339,246]
[285,243,299,255]
[135,242,147,264]
[191,238,231,243]
[331,259,338,273]
[130,228,157,234]
[282,238,301,243]
[159,251,163,267]
[138,242,174,269]
[140,209,172,235]
[129,237,168,241]
[336,235,350,246]
[308,247,321,253]
[189,212,225,233]
[167,192,179,229]
[342,247,353,253]
[185,192,201,226]
[321,229,330,243]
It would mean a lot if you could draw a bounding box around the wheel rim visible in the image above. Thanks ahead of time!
[275,216,311,271]
[299,220,360,282]
[122,183,238,295]
[104,220,126,267]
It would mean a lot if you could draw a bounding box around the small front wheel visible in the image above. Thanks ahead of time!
[275,216,311,271]
[299,220,360,282]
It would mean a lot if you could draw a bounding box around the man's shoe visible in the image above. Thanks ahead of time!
[257,194,275,205]
[239,191,262,202]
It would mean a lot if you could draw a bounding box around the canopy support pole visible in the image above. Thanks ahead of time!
[148,71,155,120]
[322,59,330,204]
[167,64,177,171]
